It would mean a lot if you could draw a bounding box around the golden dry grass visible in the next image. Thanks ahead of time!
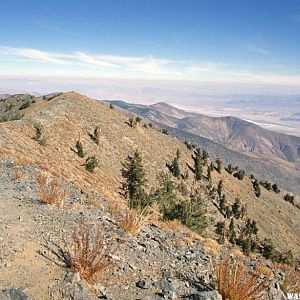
[37,177,68,208]
[255,264,274,279]
[70,222,118,283]
[280,269,300,294]
[12,167,25,181]
[120,207,150,237]
[216,255,268,300]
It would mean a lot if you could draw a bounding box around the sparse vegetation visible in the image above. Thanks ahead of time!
[128,116,142,128]
[161,128,169,135]
[75,140,86,158]
[215,254,267,300]
[167,149,181,178]
[85,155,99,173]
[284,193,295,205]
[215,158,222,174]
[69,222,118,283]
[192,148,203,181]
[88,126,100,145]
[252,179,261,198]
[32,123,47,146]
[121,150,148,210]
[0,113,23,123]
[37,176,68,208]
[19,100,31,110]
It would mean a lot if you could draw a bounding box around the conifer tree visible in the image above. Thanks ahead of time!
[75,140,85,158]
[192,148,203,181]
[167,149,181,178]
[202,150,209,165]
[229,218,236,244]
[121,150,148,209]
[215,158,222,174]
[207,166,212,182]
[217,179,223,199]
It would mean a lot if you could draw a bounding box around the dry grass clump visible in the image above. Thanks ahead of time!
[37,176,68,208]
[120,207,150,236]
[280,269,300,294]
[255,264,274,279]
[216,255,267,300]
[12,167,25,181]
[69,222,118,283]
[107,201,150,236]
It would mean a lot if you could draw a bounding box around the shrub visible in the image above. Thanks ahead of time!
[119,206,150,236]
[32,123,47,146]
[19,100,31,110]
[75,140,85,158]
[167,149,181,178]
[272,183,280,193]
[70,222,118,283]
[128,116,142,128]
[260,180,272,191]
[233,169,245,180]
[85,155,99,173]
[252,180,261,198]
[215,158,222,174]
[161,128,169,135]
[215,255,267,300]
[184,140,195,150]
[0,113,22,123]
[192,148,203,181]
[88,127,100,145]
[284,193,295,205]
[225,164,235,174]
[37,177,68,208]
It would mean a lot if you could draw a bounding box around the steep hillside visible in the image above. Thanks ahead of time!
[110,101,300,163]
[110,100,300,195]
[0,92,299,255]
[0,92,300,299]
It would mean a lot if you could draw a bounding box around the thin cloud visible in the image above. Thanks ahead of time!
[0,46,72,65]
[242,42,270,55]
[2,45,300,85]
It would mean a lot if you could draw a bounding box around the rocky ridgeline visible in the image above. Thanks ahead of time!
[0,161,289,299]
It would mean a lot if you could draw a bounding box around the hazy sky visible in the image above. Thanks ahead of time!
[1,0,300,86]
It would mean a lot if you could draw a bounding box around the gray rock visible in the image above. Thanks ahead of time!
[187,291,222,300]
[50,272,98,300]
[136,279,151,289]
[0,288,31,300]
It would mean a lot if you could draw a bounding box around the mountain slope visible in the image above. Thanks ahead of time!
[109,100,300,195]
[0,92,299,258]
[110,101,300,163]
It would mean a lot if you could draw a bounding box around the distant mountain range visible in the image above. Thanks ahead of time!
[109,100,300,163]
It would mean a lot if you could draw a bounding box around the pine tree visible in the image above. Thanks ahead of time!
[207,166,212,182]
[202,150,209,165]
[217,179,223,199]
[272,183,280,194]
[253,179,261,197]
[89,127,100,144]
[167,149,181,178]
[232,198,242,219]
[121,150,148,209]
[75,140,85,158]
[192,148,202,181]
[215,158,222,174]
[215,221,226,244]
[229,218,236,244]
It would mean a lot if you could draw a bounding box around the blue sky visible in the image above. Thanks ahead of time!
[1,0,300,84]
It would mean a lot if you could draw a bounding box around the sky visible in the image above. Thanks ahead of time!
[1,0,300,85]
